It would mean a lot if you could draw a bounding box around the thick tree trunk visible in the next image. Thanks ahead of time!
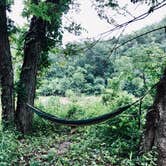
[154,70,166,166]
[0,1,14,124]
[15,0,64,133]
[140,107,158,153]
[142,69,166,165]
[15,16,45,133]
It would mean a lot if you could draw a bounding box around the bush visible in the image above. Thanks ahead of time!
[0,130,19,165]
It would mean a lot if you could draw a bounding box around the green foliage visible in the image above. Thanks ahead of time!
[0,0,13,9]
[113,44,166,96]
[0,129,18,165]
[23,2,56,22]
[18,0,74,79]
[38,41,114,95]
[34,90,153,164]
[6,2,166,165]
[64,22,83,36]
[37,17,166,97]
[0,92,157,165]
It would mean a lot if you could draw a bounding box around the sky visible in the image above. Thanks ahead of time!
[10,0,166,44]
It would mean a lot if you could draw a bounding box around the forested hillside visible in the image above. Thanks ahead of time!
[38,17,166,97]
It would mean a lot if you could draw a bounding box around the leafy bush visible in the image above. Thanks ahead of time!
[0,130,19,165]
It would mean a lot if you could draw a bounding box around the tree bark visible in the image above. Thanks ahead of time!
[142,69,166,165]
[15,16,45,133]
[15,0,65,133]
[154,70,166,166]
[0,1,14,124]
[140,107,158,153]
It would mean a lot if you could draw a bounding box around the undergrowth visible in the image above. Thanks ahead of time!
[0,94,157,165]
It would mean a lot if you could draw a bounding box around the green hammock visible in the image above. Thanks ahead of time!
[26,84,156,126]
[26,100,138,126]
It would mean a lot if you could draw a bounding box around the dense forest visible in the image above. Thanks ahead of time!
[37,17,166,97]
[1,0,166,165]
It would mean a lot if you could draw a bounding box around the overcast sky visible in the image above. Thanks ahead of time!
[10,0,166,44]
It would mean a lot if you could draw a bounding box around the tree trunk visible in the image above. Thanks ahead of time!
[15,16,45,133]
[0,1,14,124]
[140,107,158,154]
[154,70,166,165]
[142,69,166,165]
[15,0,64,133]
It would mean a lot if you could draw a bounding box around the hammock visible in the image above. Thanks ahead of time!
[26,100,138,126]
[26,83,156,126]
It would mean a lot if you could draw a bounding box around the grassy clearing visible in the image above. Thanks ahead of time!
[0,95,157,166]
[36,95,104,119]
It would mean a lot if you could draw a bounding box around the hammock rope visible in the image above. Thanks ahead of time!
[26,83,157,126]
